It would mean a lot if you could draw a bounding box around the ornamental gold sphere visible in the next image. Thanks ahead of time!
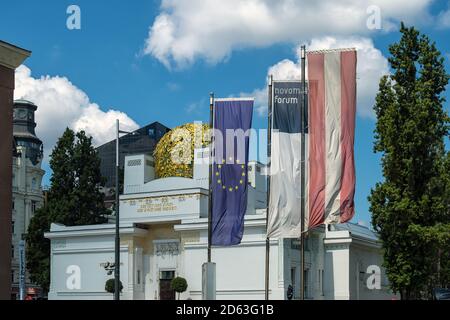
[154,123,211,179]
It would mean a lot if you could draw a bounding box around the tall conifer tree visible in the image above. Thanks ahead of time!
[27,128,109,293]
[369,23,450,299]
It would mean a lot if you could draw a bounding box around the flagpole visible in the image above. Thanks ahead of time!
[208,92,215,263]
[300,45,307,301]
[265,75,273,300]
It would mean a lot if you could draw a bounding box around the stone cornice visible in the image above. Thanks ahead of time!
[120,187,209,200]
[44,225,148,239]
[0,40,31,69]
[174,214,267,231]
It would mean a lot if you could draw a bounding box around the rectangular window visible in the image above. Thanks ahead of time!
[31,201,37,214]
[304,269,309,298]
[11,271,15,283]
[12,221,15,234]
[291,267,296,298]
[318,269,325,296]
[304,237,311,251]
[11,245,14,259]
[12,199,15,210]
[137,270,141,285]
[160,270,175,280]
[321,270,325,296]
[318,269,320,292]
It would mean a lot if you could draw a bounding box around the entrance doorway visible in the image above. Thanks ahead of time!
[159,270,175,300]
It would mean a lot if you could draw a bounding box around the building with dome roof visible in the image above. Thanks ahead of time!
[11,99,45,299]
[13,100,44,164]
[45,144,397,300]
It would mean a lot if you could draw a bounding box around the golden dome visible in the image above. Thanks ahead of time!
[154,123,211,179]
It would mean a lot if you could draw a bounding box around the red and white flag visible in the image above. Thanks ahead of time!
[307,49,357,230]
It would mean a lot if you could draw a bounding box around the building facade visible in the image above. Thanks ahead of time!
[45,148,396,300]
[11,100,45,299]
[0,40,30,300]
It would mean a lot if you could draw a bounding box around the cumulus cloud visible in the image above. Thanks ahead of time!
[437,3,450,28]
[14,65,139,160]
[144,0,432,69]
[241,36,389,118]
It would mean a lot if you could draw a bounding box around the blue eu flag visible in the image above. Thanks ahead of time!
[212,99,254,246]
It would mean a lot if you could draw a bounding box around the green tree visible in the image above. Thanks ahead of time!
[171,277,188,300]
[26,128,110,293]
[26,206,51,293]
[105,279,123,294]
[369,23,450,299]
[71,131,109,225]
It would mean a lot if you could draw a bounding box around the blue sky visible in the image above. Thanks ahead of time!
[2,0,450,226]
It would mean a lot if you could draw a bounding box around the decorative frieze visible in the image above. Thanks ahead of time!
[123,193,203,214]
[155,241,179,257]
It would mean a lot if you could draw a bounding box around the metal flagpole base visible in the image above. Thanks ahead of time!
[202,262,216,300]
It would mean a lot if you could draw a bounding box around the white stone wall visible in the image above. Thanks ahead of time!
[181,223,284,300]
[45,149,395,301]
[48,230,130,300]
[46,221,395,300]
[349,244,396,300]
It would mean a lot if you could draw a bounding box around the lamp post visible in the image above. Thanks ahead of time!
[114,119,133,301]
[19,238,26,300]
[300,45,307,301]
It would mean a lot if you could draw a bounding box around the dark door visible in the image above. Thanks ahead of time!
[159,271,175,300]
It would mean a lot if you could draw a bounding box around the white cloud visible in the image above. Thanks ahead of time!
[242,36,389,118]
[14,65,139,161]
[309,37,389,118]
[167,82,181,91]
[437,4,450,28]
[144,0,432,69]
[185,98,207,115]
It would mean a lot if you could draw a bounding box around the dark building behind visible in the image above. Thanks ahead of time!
[96,121,170,189]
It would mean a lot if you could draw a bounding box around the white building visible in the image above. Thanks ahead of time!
[12,100,45,299]
[45,148,396,300]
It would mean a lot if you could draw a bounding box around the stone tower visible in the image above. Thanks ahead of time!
[11,99,45,299]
